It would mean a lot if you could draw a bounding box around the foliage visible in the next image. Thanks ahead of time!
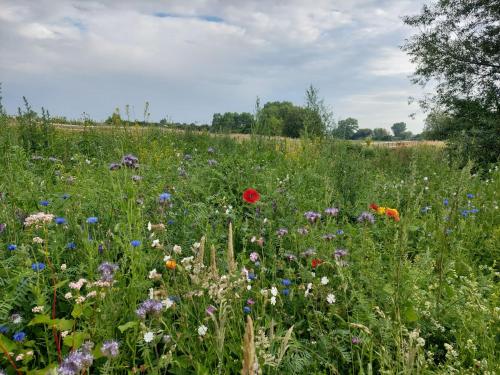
[0,125,498,374]
[332,117,359,139]
[403,0,500,168]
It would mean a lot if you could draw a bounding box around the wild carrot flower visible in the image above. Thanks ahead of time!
[24,212,55,227]
[320,276,329,285]
[198,325,208,336]
[143,331,154,343]
[326,294,336,304]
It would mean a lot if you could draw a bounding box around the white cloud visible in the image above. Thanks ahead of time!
[0,0,427,131]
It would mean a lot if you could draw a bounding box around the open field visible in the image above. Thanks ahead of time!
[0,125,498,374]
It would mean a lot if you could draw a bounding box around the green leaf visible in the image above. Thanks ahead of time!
[71,304,84,318]
[63,332,87,349]
[53,280,69,290]
[28,314,52,326]
[0,333,17,352]
[52,319,75,331]
[118,321,137,333]
[404,306,418,322]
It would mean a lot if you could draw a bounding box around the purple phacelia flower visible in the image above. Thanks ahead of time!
[121,154,139,168]
[109,163,121,171]
[101,340,119,358]
[357,212,375,224]
[324,207,339,217]
[322,233,336,241]
[301,248,316,257]
[136,299,163,319]
[98,262,118,282]
[276,228,288,237]
[297,227,309,235]
[304,211,321,224]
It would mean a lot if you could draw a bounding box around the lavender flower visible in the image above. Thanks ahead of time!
[121,154,139,168]
[304,211,321,224]
[334,249,348,258]
[136,299,164,319]
[357,212,375,224]
[324,207,339,217]
[101,340,119,358]
[297,227,309,235]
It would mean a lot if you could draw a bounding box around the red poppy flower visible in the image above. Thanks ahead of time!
[369,203,379,211]
[311,258,323,268]
[242,188,260,204]
[385,208,400,222]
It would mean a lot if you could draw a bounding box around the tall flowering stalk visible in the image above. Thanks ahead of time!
[227,222,236,274]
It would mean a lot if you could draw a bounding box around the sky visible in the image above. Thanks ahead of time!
[0,0,430,132]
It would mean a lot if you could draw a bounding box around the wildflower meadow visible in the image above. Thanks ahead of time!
[0,125,498,374]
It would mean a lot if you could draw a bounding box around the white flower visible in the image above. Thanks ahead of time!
[173,245,182,254]
[320,276,329,285]
[148,269,161,280]
[270,286,278,296]
[61,330,70,338]
[144,331,155,343]
[60,264,67,271]
[304,283,313,297]
[423,176,428,182]
[162,298,174,309]
[163,255,171,262]
[15,354,24,361]
[75,296,86,304]
[198,325,208,336]
[326,294,336,304]
[64,292,73,300]
[152,239,161,248]
[147,222,152,231]
[32,236,44,244]
[86,291,97,298]
[270,296,277,306]
[247,285,252,290]
[32,306,44,313]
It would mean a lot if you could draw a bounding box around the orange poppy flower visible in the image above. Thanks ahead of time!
[165,259,177,270]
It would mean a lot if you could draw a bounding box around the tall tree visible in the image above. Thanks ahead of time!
[304,85,333,135]
[332,118,359,139]
[403,0,500,111]
[391,122,407,138]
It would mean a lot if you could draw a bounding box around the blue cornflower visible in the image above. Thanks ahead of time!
[86,217,98,224]
[13,331,26,342]
[247,273,256,280]
[243,306,251,314]
[282,289,290,296]
[336,229,344,235]
[62,193,70,199]
[7,244,16,251]
[167,220,175,225]
[0,325,8,334]
[31,262,46,271]
[461,210,469,217]
[39,200,50,206]
[159,193,171,203]
[66,242,76,250]
[443,198,449,206]
[55,217,66,225]
[281,279,292,287]
[467,193,474,199]
[469,208,479,214]
[130,240,141,247]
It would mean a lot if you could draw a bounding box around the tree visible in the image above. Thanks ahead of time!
[403,0,500,168]
[304,84,333,135]
[332,118,359,139]
[373,128,392,141]
[391,122,407,138]
[351,128,373,140]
